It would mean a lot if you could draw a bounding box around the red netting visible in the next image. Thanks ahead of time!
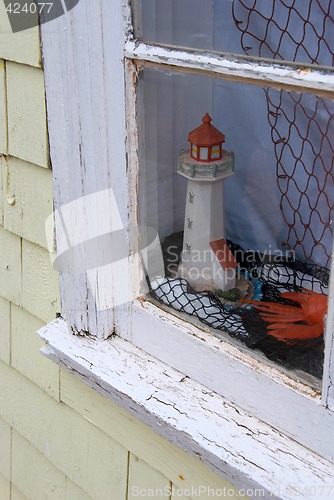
[232,0,334,267]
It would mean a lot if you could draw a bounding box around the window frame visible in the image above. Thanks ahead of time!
[119,4,334,457]
[40,0,334,473]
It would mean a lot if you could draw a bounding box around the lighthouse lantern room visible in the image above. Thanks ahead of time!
[189,112,225,163]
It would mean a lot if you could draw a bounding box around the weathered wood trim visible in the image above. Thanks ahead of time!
[129,298,334,462]
[323,243,334,410]
[38,318,334,500]
[40,0,334,471]
[40,0,132,338]
[125,40,334,97]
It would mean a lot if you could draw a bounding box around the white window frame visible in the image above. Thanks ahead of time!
[39,0,334,495]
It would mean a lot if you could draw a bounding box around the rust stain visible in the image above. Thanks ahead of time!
[297,67,311,74]
[178,474,185,481]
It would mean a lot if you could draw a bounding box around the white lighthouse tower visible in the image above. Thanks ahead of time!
[178,113,237,291]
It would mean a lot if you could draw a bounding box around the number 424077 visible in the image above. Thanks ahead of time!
[6,2,54,14]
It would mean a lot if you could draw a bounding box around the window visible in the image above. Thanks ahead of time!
[137,66,332,380]
[40,0,334,478]
[124,0,334,443]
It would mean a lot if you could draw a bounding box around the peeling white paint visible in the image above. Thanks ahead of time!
[125,40,334,97]
[40,1,334,490]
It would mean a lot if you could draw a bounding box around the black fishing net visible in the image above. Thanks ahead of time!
[149,236,328,379]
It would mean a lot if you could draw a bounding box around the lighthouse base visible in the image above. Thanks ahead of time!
[178,263,236,292]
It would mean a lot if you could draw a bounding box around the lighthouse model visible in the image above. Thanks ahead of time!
[178,113,237,291]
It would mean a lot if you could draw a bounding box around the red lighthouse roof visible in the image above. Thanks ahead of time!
[188,113,225,147]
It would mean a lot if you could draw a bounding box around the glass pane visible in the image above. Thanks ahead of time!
[132,0,334,68]
[137,66,334,385]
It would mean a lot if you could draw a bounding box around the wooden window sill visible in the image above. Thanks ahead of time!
[38,318,334,500]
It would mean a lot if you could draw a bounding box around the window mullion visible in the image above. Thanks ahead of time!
[323,242,334,410]
[125,40,334,98]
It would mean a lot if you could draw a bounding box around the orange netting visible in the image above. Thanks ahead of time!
[232,0,334,267]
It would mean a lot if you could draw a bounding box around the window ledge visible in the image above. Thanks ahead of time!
[38,319,334,500]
